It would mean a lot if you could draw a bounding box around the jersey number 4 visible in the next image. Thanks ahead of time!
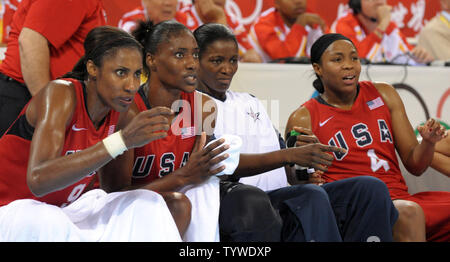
[367,149,390,172]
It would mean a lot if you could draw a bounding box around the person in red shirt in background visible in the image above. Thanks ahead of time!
[0,0,21,44]
[0,0,106,137]
[249,0,327,63]
[178,0,262,63]
[332,0,433,65]
[118,0,184,33]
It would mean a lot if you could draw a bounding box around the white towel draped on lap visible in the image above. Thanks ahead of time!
[0,189,181,242]
[181,134,242,242]
[180,176,221,242]
[0,134,243,242]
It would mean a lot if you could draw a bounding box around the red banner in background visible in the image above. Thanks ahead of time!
[0,0,441,44]
[0,0,22,45]
[104,0,441,39]
[304,0,441,38]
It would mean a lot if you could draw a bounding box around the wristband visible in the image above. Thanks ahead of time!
[103,130,127,158]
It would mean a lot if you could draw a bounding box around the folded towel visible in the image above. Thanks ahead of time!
[206,134,242,176]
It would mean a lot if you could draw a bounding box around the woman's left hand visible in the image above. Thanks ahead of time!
[418,118,447,145]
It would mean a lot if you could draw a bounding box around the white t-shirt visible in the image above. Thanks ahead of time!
[211,91,288,191]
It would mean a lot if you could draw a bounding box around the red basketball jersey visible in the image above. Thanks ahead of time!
[132,89,198,185]
[0,79,120,207]
[303,81,409,199]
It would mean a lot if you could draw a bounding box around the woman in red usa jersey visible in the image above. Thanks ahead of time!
[0,26,183,241]
[286,33,449,241]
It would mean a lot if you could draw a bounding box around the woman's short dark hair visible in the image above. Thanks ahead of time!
[193,23,238,58]
[63,26,143,80]
[310,33,355,93]
[349,0,362,15]
[132,20,192,75]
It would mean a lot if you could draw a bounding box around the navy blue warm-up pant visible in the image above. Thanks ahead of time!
[268,176,398,242]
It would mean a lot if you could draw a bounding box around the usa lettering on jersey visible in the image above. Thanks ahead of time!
[328,120,393,172]
[132,152,190,179]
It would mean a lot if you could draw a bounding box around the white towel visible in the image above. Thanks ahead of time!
[180,176,221,242]
[0,189,181,242]
[207,134,242,176]
[181,134,242,242]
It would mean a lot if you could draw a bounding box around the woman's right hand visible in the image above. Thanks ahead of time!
[121,106,174,149]
[293,126,320,146]
[175,132,230,186]
[288,126,346,172]
[287,143,345,172]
